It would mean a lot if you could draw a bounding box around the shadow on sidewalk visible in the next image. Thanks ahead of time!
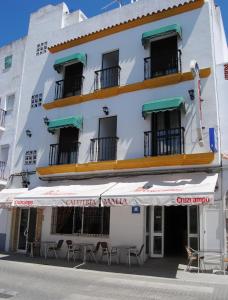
[0,252,189,279]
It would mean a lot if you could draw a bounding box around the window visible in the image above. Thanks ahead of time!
[4,55,12,70]
[95,50,120,90]
[31,93,42,108]
[144,110,184,157]
[36,42,48,56]
[51,207,110,235]
[24,150,37,165]
[144,36,181,80]
[6,94,15,112]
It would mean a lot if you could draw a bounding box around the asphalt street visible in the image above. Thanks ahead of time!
[0,258,228,300]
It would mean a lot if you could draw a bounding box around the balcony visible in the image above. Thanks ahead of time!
[95,66,121,90]
[144,127,185,157]
[144,50,182,80]
[0,109,6,130]
[55,76,84,100]
[90,137,119,162]
[49,142,80,165]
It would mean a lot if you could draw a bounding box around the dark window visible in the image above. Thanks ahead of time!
[144,36,181,80]
[52,207,110,235]
[95,50,120,90]
[56,208,74,234]
[4,55,12,69]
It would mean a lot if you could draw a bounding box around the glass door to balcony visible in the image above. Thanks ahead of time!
[150,36,178,78]
[57,127,79,165]
[101,50,119,89]
[148,110,183,156]
[95,116,117,161]
[55,63,83,99]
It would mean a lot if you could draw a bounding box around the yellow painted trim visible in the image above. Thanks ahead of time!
[49,0,205,53]
[43,68,211,110]
[37,152,214,176]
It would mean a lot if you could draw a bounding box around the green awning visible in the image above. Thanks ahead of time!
[142,97,184,118]
[54,53,86,73]
[142,24,182,47]
[48,116,83,133]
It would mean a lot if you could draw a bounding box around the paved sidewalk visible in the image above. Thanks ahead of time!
[1,253,228,299]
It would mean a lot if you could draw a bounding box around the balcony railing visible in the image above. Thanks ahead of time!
[55,76,84,100]
[144,50,182,80]
[0,109,6,128]
[49,142,80,165]
[144,127,185,157]
[0,161,6,180]
[90,137,119,161]
[95,66,121,90]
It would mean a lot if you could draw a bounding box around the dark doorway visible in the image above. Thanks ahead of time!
[64,63,83,97]
[150,110,183,157]
[58,127,79,164]
[98,116,117,161]
[150,36,178,78]
[164,206,187,257]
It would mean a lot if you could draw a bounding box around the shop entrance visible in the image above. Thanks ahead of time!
[150,206,199,258]
[17,208,37,253]
[164,206,187,257]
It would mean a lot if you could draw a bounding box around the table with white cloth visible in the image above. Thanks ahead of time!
[111,245,137,265]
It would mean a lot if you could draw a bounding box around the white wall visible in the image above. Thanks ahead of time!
[41,206,145,261]
[11,1,222,177]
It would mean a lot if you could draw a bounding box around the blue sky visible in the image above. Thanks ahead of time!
[0,0,227,47]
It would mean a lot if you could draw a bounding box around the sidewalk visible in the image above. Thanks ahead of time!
[0,252,228,285]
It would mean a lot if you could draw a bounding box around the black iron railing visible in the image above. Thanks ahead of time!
[90,137,119,161]
[0,109,6,128]
[55,76,84,100]
[49,142,80,165]
[144,50,182,80]
[144,127,185,157]
[0,161,6,179]
[95,66,121,90]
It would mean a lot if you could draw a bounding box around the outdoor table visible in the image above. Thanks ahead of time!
[111,245,137,265]
[41,241,57,259]
[75,243,95,263]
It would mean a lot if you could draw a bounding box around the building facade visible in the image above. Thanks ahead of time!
[0,37,27,251]
[0,0,228,263]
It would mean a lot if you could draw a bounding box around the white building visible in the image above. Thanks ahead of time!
[0,37,27,251]
[1,0,228,265]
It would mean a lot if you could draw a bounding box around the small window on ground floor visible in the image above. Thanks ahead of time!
[51,207,110,235]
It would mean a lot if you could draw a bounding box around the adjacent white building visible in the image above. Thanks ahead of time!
[0,0,228,265]
[0,37,26,251]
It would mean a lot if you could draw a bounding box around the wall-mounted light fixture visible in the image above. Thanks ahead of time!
[103,106,109,115]
[43,116,49,125]
[188,89,195,101]
[25,129,32,137]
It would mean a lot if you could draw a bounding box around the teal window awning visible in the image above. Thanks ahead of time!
[54,53,87,73]
[142,24,182,47]
[142,97,185,118]
[48,116,83,132]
